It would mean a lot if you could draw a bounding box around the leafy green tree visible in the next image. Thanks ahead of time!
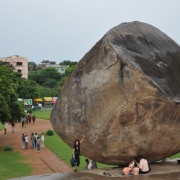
[28,62,37,71]
[0,64,24,123]
[16,78,39,99]
[60,60,77,66]
[37,85,59,97]
[28,67,61,88]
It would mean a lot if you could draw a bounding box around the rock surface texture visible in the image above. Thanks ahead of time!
[51,21,180,165]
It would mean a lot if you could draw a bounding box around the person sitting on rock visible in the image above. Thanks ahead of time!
[128,157,139,168]
[122,166,132,176]
[88,160,97,169]
[137,155,151,174]
[84,159,89,169]
[131,163,139,175]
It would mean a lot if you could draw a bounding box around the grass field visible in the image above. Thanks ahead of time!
[0,151,32,180]
[45,131,114,170]
[0,122,3,131]
[32,110,51,120]
[168,153,180,159]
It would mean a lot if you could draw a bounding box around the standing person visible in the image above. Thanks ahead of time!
[24,117,27,128]
[138,155,151,174]
[72,135,84,172]
[36,137,41,152]
[26,112,29,124]
[31,133,35,148]
[25,135,28,149]
[21,117,24,127]
[28,113,32,123]
[41,132,45,147]
[22,134,25,149]
[34,133,38,147]
[4,122,7,134]
[11,122,15,133]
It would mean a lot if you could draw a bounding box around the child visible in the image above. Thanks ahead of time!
[131,163,139,175]
[122,167,132,176]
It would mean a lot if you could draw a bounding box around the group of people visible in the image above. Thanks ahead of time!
[71,135,151,176]
[122,155,151,176]
[3,121,16,134]
[22,132,45,152]
[21,113,35,127]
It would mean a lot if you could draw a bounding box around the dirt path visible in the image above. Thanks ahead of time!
[0,119,72,175]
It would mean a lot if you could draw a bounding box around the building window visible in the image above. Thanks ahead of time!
[17,70,22,73]
[16,62,22,66]
[61,68,64,71]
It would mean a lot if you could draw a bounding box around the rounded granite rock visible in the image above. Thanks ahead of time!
[51,21,180,165]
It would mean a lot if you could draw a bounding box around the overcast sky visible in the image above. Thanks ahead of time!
[0,0,179,64]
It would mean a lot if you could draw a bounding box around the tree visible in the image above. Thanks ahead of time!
[28,67,61,87]
[28,62,37,71]
[16,78,39,99]
[0,64,24,123]
[60,60,77,66]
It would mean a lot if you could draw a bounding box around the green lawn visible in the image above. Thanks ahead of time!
[32,110,51,120]
[0,122,3,131]
[45,131,114,170]
[0,151,32,180]
[168,153,180,159]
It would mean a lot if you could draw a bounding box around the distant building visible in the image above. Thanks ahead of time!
[45,64,69,74]
[40,60,69,74]
[0,55,28,78]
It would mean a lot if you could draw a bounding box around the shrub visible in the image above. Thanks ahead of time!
[4,146,13,151]
[27,108,32,113]
[46,130,54,136]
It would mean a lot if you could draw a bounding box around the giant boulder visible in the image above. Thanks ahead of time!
[51,21,180,165]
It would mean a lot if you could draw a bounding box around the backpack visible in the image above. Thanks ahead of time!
[70,157,76,167]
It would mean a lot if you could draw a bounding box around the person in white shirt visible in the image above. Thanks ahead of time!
[41,132,45,147]
[25,135,28,149]
[138,155,151,174]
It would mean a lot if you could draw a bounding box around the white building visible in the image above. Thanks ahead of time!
[45,64,69,74]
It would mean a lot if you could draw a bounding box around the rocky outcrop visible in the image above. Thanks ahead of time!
[51,21,180,165]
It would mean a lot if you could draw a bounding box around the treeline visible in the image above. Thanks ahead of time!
[28,60,77,97]
[0,60,77,123]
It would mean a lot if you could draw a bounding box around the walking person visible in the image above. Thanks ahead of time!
[41,132,45,147]
[72,135,84,172]
[11,122,15,133]
[4,122,7,134]
[36,137,41,152]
